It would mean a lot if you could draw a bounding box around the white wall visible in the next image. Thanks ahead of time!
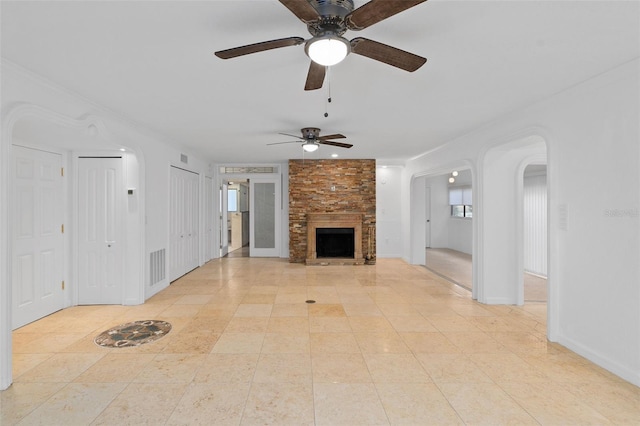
[448,218,473,254]
[376,165,403,257]
[401,59,640,386]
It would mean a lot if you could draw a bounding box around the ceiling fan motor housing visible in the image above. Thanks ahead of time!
[301,127,322,140]
[307,0,354,36]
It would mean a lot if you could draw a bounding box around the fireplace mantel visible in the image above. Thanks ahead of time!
[306,213,365,265]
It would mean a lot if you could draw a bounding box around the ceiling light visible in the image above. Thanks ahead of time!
[305,35,350,66]
[449,177,455,183]
[302,142,319,152]
[452,170,459,177]
[119,148,126,152]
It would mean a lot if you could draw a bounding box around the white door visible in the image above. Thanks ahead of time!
[250,178,280,257]
[169,166,199,281]
[78,157,124,305]
[185,172,199,271]
[425,186,431,248]
[12,146,65,329]
[204,177,214,261]
[220,182,229,257]
[169,167,184,280]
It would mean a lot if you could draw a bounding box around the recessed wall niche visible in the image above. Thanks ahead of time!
[288,159,376,263]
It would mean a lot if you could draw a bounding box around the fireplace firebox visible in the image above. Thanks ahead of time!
[316,228,355,258]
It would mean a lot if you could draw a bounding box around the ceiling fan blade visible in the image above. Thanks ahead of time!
[215,37,305,59]
[350,37,426,72]
[346,0,427,31]
[267,141,302,146]
[279,0,321,24]
[304,61,326,91]
[318,134,347,140]
[319,140,353,149]
[278,132,304,139]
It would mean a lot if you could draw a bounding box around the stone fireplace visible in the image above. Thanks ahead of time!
[306,213,364,265]
[288,159,376,263]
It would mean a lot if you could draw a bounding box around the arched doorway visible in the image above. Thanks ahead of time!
[477,134,549,308]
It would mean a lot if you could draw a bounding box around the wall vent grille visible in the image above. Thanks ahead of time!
[149,249,166,285]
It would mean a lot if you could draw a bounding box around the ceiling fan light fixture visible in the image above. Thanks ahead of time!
[302,141,319,152]
[305,35,350,66]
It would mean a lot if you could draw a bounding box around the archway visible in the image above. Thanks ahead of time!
[477,134,548,306]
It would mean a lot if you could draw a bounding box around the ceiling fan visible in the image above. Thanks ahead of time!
[215,0,427,90]
[268,127,353,152]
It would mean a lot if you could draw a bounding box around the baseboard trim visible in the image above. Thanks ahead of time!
[145,280,169,301]
[481,297,516,305]
[557,334,640,387]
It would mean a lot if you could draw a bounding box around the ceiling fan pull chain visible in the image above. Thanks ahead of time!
[324,66,331,118]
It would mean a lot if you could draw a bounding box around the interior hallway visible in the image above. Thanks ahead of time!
[225,245,250,258]
[426,248,548,302]
[4,258,638,425]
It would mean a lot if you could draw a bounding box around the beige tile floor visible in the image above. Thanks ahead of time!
[3,258,639,425]
[426,248,548,302]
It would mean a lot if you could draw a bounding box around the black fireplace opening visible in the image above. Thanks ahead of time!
[316,228,355,258]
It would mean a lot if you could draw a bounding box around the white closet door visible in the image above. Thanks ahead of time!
[169,166,199,281]
[78,157,124,305]
[169,168,183,281]
[186,173,199,271]
[12,146,65,329]
[425,186,431,248]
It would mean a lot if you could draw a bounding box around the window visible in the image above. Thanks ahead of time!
[451,205,473,218]
[219,166,277,174]
[449,186,472,218]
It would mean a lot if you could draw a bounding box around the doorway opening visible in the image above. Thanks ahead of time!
[217,166,282,259]
[418,169,474,293]
[224,179,250,258]
[523,164,548,302]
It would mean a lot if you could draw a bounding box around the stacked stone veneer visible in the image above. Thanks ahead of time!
[289,159,376,263]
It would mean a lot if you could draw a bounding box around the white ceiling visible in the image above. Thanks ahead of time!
[2,1,639,163]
